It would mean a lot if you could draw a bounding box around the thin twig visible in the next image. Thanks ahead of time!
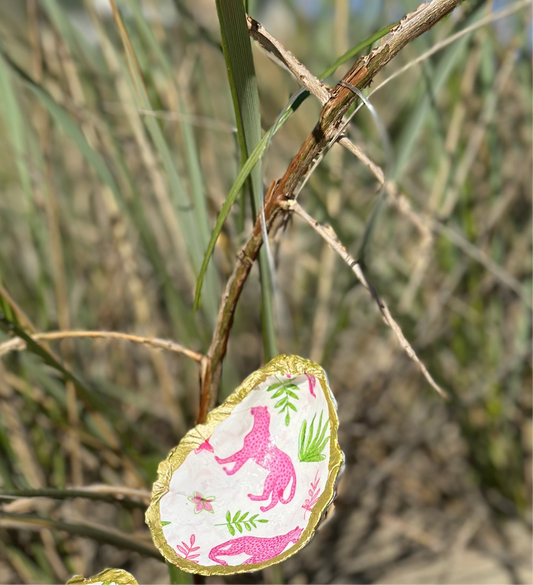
[246,15,330,104]
[282,200,448,399]
[0,331,203,362]
[0,486,150,507]
[80,484,152,501]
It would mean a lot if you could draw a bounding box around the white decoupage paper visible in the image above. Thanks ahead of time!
[147,355,343,576]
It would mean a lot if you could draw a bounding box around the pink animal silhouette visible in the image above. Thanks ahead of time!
[209,527,303,565]
[214,406,296,512]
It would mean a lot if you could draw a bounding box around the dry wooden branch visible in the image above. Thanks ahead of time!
[198,0,464,421]
[0,330,203,362]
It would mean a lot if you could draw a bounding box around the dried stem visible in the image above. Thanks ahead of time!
[246,15,330,104]
[0,331,203,362]
[198,0,463,420]
[284,200,447,399]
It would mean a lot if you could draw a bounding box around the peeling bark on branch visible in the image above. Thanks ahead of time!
[246,15,331,104]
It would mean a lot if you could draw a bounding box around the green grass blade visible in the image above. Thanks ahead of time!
[167,562,192,585]
[258,257,278,360]
[214,0,278,358]
[214,0,262,202]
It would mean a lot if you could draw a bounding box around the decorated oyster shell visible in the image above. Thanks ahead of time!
[66,568,137,584]
[146,354,343,575]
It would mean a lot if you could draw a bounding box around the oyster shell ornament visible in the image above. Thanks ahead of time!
[147,355,343,575]
[66,568,137,584]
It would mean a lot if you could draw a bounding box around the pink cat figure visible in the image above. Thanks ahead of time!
[208,527,303,566]
[214,406,297,512]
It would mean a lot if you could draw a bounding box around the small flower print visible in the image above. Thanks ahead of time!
[188,491,215,514]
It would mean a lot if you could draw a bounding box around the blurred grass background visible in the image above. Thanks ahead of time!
[0,0,531,583]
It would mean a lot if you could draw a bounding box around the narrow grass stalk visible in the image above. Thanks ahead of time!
[214,0,278,359]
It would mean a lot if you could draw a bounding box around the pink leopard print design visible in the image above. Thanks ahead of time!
[214,406,297,512]
[208,527,303,566]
